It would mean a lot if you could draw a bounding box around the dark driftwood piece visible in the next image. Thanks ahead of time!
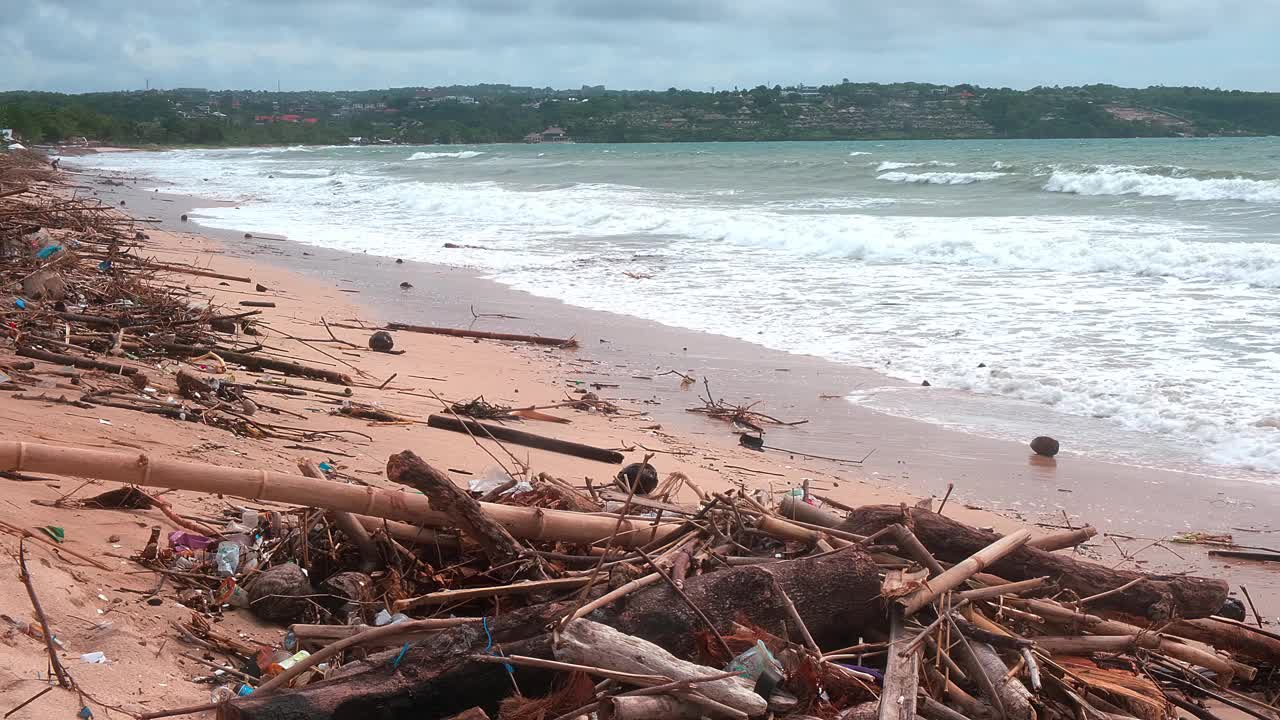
[386,450,529,570]
[17,345,140,375]
[158,343,353,386]
[427,414,625,464]
[839,505,1227,620]
[386,322,578,348]
[224,547,883,720]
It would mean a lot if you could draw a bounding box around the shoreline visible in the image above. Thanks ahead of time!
[1,157,1273,715]
[77,165,1280,589]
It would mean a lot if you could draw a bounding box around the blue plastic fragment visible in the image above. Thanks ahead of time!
[318,462,334,473]
[98,260,112,271]
[35,245,62,259]
[78,706,94,720]
[14,298,26,310]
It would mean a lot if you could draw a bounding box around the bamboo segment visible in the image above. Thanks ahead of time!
[0,442,677,548]
[1026,526,1097,552]
[900,529,1032,616]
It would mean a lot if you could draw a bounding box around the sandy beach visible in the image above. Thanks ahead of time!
[0,158,1274,718]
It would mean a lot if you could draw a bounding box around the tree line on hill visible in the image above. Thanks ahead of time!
[2,82,1277,146]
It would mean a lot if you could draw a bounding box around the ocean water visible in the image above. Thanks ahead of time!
[74,139,1280,478]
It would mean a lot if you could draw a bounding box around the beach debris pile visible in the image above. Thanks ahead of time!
[2,438,1275,720]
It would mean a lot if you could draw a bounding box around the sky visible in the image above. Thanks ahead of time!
[3,0,1277,94]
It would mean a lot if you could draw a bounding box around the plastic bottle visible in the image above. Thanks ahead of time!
[267,650,311,677]
[374,609,410,626]
[214,541,241,576]
[210,685,237,703]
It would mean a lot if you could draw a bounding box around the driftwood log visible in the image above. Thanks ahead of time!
[386,322,577,348]
[386,450,529,569]
[224,547,883,720]
[556,619,766,716]
[426,414,624,464]
[604,544,883,657]
[840,505,1227,620]
[159,343,353,386]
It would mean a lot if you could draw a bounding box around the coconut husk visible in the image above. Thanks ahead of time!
[247,562,315,622]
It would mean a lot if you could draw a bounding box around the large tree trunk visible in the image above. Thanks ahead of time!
[601,544,883,657]
[225,546,883,720]
[839,505,1227,620]
[222,631,556,720]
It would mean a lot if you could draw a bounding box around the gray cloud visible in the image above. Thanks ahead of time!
[1,0,1274,93]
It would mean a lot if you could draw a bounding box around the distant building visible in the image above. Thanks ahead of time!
[522,131,543,144]
[540,127,570,143]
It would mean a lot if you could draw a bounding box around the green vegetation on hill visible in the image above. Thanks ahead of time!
[2,82,1277,147]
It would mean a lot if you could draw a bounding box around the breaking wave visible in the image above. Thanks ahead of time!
[877,171,1007,185]
[876,160,958,171]
[408,150,485,160]
[1044,169,1280,203]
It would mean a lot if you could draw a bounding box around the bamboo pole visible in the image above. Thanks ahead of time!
[0,442,678,548]
[899,529,1032,616]
[1026,526,1097,552]
[957,577,1049,602]
[394,576,592,612]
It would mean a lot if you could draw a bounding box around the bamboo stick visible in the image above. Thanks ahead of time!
[0,442,678,548]
[900,530,1032,616]
[1027,526,1097,552]
[394,576,591,611]
[957,577,1049,602]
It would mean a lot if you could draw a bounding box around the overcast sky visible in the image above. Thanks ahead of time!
[4,0,1276,94]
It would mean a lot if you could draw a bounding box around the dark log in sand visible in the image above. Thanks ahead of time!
[224,546,883,720]
[839,504,1227,620]
[427,414,624,464]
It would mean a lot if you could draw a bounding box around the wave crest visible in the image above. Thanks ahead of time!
[1045,169,1280,204]
[876,160,958,171]
[408,150,484,160]
[878,171,1007,185]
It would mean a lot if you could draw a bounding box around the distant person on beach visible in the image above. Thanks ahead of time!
[50,158,60,170]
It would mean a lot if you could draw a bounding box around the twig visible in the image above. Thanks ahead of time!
[17,539,74,689]
[4,686,53,718]
[1240,585,1266,630]
[937,482,955,514]
[1077,577,1144,606]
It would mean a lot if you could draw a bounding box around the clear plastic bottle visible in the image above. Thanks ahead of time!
[210,685,237,703]
[214,541,241,576]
